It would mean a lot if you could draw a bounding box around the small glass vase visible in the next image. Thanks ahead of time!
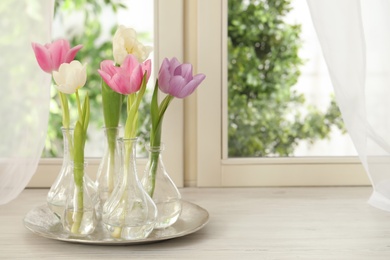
[46,127,73,218]
[95,126,122,216]
[102,138,157,240]
[63,162,98,236]
[141,143,182,229]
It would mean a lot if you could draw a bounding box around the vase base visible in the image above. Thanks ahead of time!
[103,221,155,240]
[154,199,182,229]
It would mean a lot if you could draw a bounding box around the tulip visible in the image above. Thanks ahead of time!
[98,54,151,95]
[147,58,206,196]
[31,39,83,73]
[158,57,206,98]
[53,61,87,94]
[113,25,153,65]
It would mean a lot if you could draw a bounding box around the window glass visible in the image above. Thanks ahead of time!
[227,0,356,158]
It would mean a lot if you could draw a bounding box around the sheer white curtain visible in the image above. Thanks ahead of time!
[307,0,390,211]
[0,1,53,205]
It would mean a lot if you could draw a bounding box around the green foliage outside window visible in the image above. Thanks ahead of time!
[228,0,345,157]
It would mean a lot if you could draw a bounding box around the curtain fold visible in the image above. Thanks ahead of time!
[307,0,390,211]
[0,0,53,205]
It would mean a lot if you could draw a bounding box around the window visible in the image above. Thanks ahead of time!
[30,0,185,188]
[189,0,368,187]
[30,0,370,188]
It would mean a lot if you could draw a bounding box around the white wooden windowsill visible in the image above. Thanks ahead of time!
[3,186,390,259]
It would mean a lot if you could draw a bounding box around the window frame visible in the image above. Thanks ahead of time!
[29,0,185,188]
[191,0,369,187]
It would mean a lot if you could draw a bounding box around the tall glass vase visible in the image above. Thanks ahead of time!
[96,126,121,216]
[102,138,157,240]
[141,143,182,229]
[63,162,98,236]
[46,127,73,218]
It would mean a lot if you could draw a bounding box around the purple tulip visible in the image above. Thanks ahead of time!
[98,54,151,95]
[158,57,206,98]
[31,39,83,73]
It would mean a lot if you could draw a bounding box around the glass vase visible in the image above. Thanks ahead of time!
[46,127,73,218]
[63,162,98,236]
[95,126,121,216]
[102,138,157,240]
[141,143,182,229]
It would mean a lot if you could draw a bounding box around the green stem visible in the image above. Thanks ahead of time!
[111,140,132,238]
[71,164,84,234]
[102,81,123,128]
[71,92,86,234]
[76,91,82,118]
[59,92,70,128]
[106,128,118,193]
[149,88,174,197]
[64,128,74,159]
[148,151,159,197]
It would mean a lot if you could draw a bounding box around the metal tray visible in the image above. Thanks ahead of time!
[24,200,209,245]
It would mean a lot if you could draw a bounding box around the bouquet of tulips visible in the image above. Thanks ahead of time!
[32,39,90,234]
[31,25,206,238]
[98,26,206,196]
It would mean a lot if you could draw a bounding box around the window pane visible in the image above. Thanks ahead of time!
[44,0,154,158]
[227,0,356,158]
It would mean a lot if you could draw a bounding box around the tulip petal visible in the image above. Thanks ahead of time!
[168,58,181,74]
[158,68,171,93]
[122,54,139,72]
[129,65,143,93]
[50,39,70,71]
[112,72,130,94]
[31,43,52,73]
[53,61,87,94]
[177,74,206,98]
[98,70,113,86]
[100,60,119,77]
[64,44,83,63]
[168,76,187,97]
[142,59,152,82]
[175,63,193,82]
[52,70,63,86]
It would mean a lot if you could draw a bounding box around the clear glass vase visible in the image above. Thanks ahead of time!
[95,126,121,216]
[102,138,157,240]
[46,127,73,218]
[63,162,98,236]
[141,143,182,229]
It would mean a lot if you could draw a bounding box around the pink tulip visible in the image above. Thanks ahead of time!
[158,57,206,98]
[98,54,151,95]
[31,39,83,73]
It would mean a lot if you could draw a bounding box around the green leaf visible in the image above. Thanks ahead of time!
[73,121,85,170]
[59,92,70,128]
[150,82,159,144]
[102,81,123,128]
[135,73,148,110]
[82,94,90,135]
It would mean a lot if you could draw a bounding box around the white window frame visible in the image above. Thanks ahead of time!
[29,0,185,188]
[189,0,369,187]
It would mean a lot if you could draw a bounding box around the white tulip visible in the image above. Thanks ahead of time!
[112,25,153,65]
[53,61,87,94]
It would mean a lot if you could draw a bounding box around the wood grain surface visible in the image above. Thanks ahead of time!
[1,187,390,259]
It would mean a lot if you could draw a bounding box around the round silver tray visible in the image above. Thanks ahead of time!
[23,200,209,245]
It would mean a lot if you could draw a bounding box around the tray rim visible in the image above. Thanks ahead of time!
[23,200,209,245]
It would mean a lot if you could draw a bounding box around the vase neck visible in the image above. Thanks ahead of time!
[118,138,139,184]
[103,126,121,139]
[146,143,165,155]
[61,127,74,161]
